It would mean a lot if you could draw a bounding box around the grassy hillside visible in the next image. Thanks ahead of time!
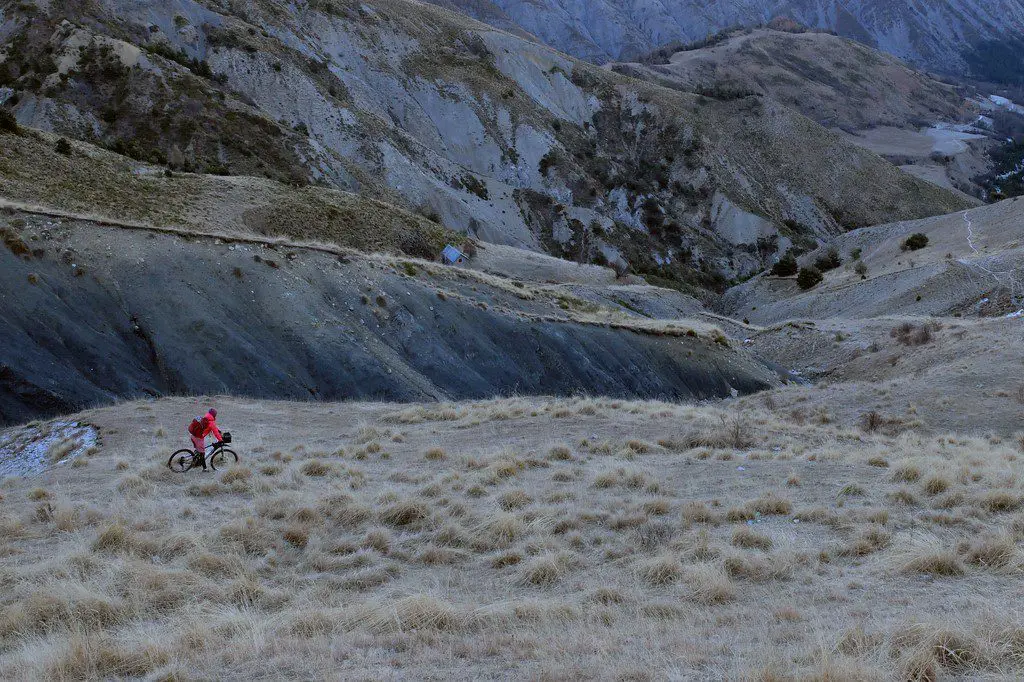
[0,128,456,257]
[619,28,970,133]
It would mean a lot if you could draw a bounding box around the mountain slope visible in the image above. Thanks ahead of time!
[0,0,970,291]
[0,205,779,424]
[614,28,970,133]
[722,196,1024,323]
[426,0,1024,79]
[612,27,1000,198]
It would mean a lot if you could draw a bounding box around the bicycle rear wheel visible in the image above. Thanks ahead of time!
[208,448,238,470]
[168,449,196,473]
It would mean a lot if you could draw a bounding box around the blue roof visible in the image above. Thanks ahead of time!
[442,244,465,261]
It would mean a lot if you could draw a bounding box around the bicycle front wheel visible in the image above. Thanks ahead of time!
[168,449,196,473]
[209,448,238,470]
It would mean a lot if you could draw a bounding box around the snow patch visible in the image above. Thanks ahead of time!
[0,422,98,477]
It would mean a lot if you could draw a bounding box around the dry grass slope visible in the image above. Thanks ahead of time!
[0,395,1022,678]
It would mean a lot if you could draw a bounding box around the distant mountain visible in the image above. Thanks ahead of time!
[428,0,1024,81]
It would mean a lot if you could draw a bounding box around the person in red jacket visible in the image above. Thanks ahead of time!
[187,408,223,471]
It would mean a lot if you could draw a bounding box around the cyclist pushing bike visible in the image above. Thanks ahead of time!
[187,408,223,472]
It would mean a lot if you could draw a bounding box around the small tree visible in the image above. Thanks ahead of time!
[902,233,929,251]
[771,251,798,277]
[797,266,823,290]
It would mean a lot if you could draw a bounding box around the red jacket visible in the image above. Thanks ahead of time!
[189,411,223,441]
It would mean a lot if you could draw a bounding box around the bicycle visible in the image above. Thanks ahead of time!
[167,432,238,472]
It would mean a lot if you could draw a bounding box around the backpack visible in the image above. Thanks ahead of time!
[188,415,207,437]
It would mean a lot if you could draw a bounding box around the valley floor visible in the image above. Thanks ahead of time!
[1,393,1023,679]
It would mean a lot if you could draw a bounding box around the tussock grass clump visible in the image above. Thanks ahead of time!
[888,488,919,506]
[283,525,309,548]
[898,544,965,577]
[471,513,525,550]
[725,506,755,523]
[923,475,951,496]
[91,522,138,555]
[379,499,430,527]
[643,498,671,516]
[490,551,523,568]
[624,439,653,454]
[679,499,720,524]
[892,625,981,677]
[45,633,168,680]
[726,493,792,522]
[47,437,78,463]
[220,467,251,484]
[301,459,332,476]
[590,587,625,605]
[964,533,1017,568]
[731,527,773,551]
[547,445,573,461]
[748,493,793,516]
[115,475,151,498]
[891,462,921,483]
[867,456,889,468]
[0,590,124,637]
[424,447,446,461]
[838,483,866,497]
[218,518,274,556]
[498,490,532,511]
[978,490,1022,513]
[793,507,836,524]
[839,525,891,556]
[638,554,683,586]
[417,545,464,565]
[722,552,794,582]
[684,563,736,604]
[517,553,575,586]
[608,512,647,530]
[362,528,391,553]
[344,595,463,633]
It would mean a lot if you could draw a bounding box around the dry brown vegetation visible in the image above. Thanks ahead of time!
[1,395,1023,679]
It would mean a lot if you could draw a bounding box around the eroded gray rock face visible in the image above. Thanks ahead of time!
[430,0,1024,76]
[0,214,780,424]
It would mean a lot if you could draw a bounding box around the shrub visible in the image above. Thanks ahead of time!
[890,322,933,346]
[796,266,823,290]
[813,248,842,272]
[770,251,798,277]
[860,410,885,432]
[55,138,72,155]
[854,261,868,278]
[903,233,929,251]
[0,108,18,134]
